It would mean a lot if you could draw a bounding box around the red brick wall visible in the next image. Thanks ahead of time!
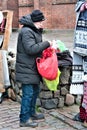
[0,0,2,10]
[51,4,76,29]
[39,0,76,29]
[7,0,19,28]
[1,0,77,29]
[0,0,19,28]
[40,0,53,29]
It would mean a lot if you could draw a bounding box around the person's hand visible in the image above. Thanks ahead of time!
[80,3,85,12]
[84,2,87,9]
[80,2,87,12]
[48,41,53,46]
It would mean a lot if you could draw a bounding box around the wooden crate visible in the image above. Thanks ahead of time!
[0,10,13,50]
[0,51,5,92]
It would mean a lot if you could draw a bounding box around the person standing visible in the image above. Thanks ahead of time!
[73,0,87,128]
[15,10,52,127]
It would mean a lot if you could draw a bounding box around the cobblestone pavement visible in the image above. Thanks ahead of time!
[0,99,87,130]
[0,30,86,130]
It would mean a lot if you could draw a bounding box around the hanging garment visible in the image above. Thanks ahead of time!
[74,10,87,56]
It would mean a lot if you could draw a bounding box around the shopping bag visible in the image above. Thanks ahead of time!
[36,47,58,80]
[56,40,68,52]
[43,69,61,91]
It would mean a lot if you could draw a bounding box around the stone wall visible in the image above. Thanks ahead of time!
[7,52,75,109]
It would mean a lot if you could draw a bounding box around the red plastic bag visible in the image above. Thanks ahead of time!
[36,47,58,80]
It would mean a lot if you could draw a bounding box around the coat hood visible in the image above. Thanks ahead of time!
[19,14,34,27]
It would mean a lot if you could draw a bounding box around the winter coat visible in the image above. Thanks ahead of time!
[15,14,50,84]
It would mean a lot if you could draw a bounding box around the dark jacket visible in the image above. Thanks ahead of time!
[15,14,50,84]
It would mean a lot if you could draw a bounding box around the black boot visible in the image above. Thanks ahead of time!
[20,119,38,127]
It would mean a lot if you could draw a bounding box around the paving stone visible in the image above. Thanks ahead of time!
[49,111,85,130]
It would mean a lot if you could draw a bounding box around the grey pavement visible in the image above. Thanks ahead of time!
[0,29,86,130]
[0,99,86,130]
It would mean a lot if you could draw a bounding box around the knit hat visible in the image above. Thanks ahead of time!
[31,10,45,22]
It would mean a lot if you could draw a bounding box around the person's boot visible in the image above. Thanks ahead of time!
[31,113,44,120]
[20,119,38,127]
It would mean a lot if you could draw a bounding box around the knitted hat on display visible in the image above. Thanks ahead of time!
[31,10,45,22]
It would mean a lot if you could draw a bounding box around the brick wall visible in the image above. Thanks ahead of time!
[18,0,76,29]
[51,4,76,29]
[18,0,33,18]
[39,0,76,29]
[0,0,19,28]
[1,0,77,29]
[7,0,19,28]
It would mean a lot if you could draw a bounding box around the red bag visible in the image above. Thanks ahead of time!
[36,47,58,80]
